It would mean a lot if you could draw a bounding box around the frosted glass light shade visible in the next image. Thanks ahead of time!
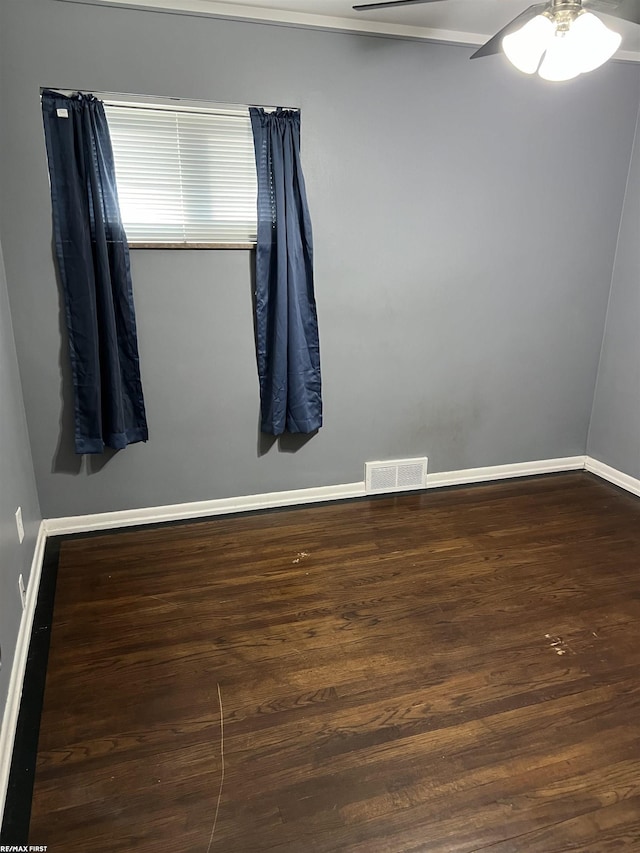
[570,12,622,72]
[538,31,583,80]
[502,15,554,74]
[538,13,621,80]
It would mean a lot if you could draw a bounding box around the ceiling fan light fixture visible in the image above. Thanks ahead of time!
[502,14,554,74]
[504,7,622,81]
[355,0,627,78]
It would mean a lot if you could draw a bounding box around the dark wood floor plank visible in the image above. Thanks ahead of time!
[479,796,640,853]
[26,473,640,851]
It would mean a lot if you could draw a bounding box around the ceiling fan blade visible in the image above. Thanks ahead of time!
[585,0,640,24]
[353,0,442,11]
[470,3,547,59]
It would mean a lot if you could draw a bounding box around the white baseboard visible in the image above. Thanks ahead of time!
[584,456,640,497]
[39,456,640,541]
[0,521,47,822]
[426,456,586,489]
[44,456,589,536]
[43,481,368,536]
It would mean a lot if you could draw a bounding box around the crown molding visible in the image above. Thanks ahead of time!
[54,0,488,45]
[54,0,640,61]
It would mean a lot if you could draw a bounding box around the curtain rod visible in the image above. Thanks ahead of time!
[40,88,299,113]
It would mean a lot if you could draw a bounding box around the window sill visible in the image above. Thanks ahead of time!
[128,242,256,250]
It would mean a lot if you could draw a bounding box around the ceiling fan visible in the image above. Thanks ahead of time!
[353,0,640,80]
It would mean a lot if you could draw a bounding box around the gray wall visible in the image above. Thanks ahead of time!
[587,95,640,477]
[1,0,639,518]
[0,235,41,714]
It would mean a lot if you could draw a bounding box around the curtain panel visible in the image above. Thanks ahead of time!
[41,90,148,455]
[250,107,322,436]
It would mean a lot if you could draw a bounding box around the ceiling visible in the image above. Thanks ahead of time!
[62,0,640,59]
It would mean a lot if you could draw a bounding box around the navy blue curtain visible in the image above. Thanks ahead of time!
[250,108,322,435]
[41,90,148,455]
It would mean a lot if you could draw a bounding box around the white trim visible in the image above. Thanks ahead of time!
[0,522,47,822]
[44,456,587,536]
[53,0,640,61]
[426,456,586,489]
[584,456,640,497]
[43,481,368,535]
[52,0,504,46]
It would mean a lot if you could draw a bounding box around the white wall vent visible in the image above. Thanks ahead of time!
[365,457,428,495]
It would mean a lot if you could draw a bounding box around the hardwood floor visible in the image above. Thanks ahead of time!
[27,473,640,851]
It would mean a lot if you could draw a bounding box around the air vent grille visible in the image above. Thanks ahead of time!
[365,457,428,495]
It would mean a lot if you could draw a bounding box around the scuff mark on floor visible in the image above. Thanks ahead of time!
[545,633,570,655]
[292,551,310,564]
[205,683,225,853]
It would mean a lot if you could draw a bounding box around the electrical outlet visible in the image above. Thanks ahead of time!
[18,574,26,609]
[15,506,24,544]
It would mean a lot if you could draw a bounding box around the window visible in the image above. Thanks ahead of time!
[104,100,258,246]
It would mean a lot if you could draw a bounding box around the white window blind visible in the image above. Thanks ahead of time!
[104,102,257,244]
